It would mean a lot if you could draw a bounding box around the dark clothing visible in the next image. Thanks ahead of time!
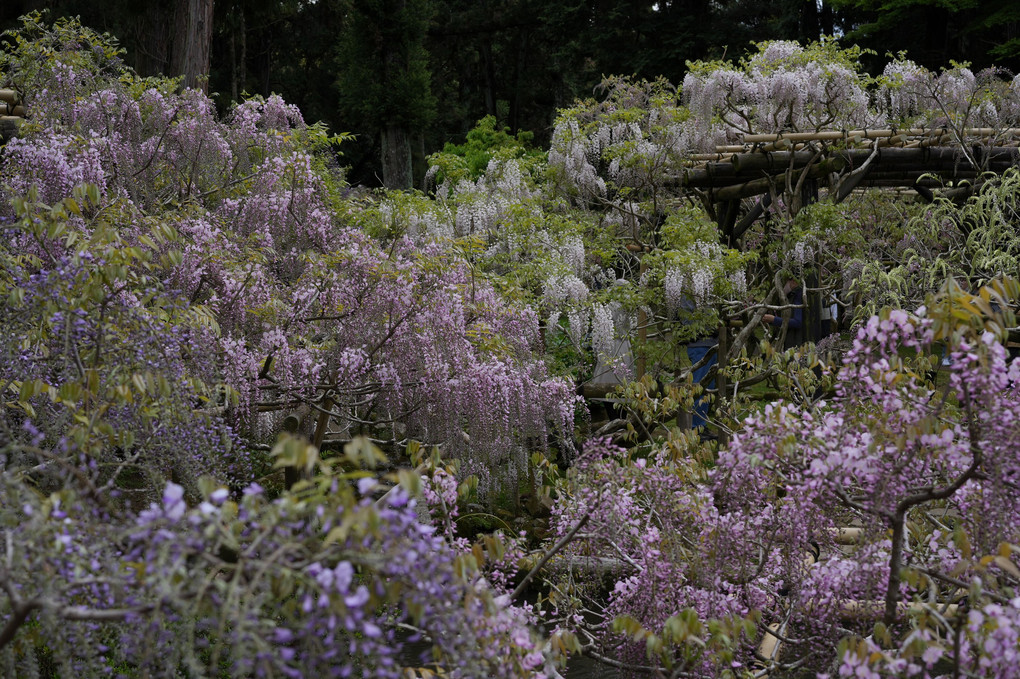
[687,335,718,349]
[687,343,716,429]
[679,297,718,429]
[770,286,804,349]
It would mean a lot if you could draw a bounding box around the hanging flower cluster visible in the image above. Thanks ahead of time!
[683,40,876,141]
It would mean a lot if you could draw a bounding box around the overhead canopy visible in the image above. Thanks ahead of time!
[683,128,1020,196]
[678,128,1020,244]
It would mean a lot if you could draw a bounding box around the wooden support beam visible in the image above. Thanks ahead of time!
[730,194,771,244]
[312,394,334,449]
[828,527,863,545]
[714,157,846,201]
[755,622,783,669]
[717,199,739,238]
[741,128,1020,144]
[730,150,817,174]
[0,116,23,143]
[716,321,729,447]
[636,259,647,380]
[282,404,310,490]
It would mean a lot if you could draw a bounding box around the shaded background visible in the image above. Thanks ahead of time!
[2,0,1018,187]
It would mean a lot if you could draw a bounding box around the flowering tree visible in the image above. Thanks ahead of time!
[1,14,575,487]
[0,16,575,675]
[545,278,1020,676]
[0,431,547,677]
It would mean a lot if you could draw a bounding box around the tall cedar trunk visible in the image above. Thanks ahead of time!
[510,28,530,132]
[228,5,246,101]
[412,133,427,191]
[239,9,246,98]
[819,1,835,38]
[229,22,237,101]
[130,6,173,79]
[381,125,413,190]
[481,40,497,117]
[799,0,820,42]
[172,0,215,92]
[378,0,415,190]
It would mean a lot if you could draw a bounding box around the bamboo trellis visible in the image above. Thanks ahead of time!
[0,89,24,143]
[682,128,1020,205]
[672,127,1020,254]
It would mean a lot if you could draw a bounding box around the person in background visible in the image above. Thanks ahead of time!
[820,297,838,339]
[679,296,717,433]
[762,277,803,349]
[686,332,717,431]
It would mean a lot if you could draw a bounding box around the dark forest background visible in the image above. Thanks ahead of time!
[2,0,1019,187]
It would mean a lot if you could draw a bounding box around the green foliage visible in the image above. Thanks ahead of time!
[1,185,238,496]
[613,609,758,677]
[846,169,1020,322]
[427,115,543,185]
[0,12,125,92]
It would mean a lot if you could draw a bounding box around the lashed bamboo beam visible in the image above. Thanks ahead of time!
[755,622,783,666]
[690,153,731,162]
[690,133,1020,167]
[0,89,18,105]
[730,150,819,174]
[728,146,1016,174]
[0,116,23,142]
[741,128,1020,144]
[913,134,952,148]
[826,146,1015,168]
[827,527,863,545]
[712,157,846,201]
[837,599,959,620]
[683,167,745,188]
[691,148,1019,195]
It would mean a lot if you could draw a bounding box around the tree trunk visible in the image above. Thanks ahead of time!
[480,40,497,118]
[510,27,530,132]
[412,133,427,191]
[172,0,215,92]
[229,18,237,101]
[228,4,245,102]
[819,0,835,37]
[799,0,820,42]
[381,125,413,190]
[130,6,174,78]
[239,8,247,97]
